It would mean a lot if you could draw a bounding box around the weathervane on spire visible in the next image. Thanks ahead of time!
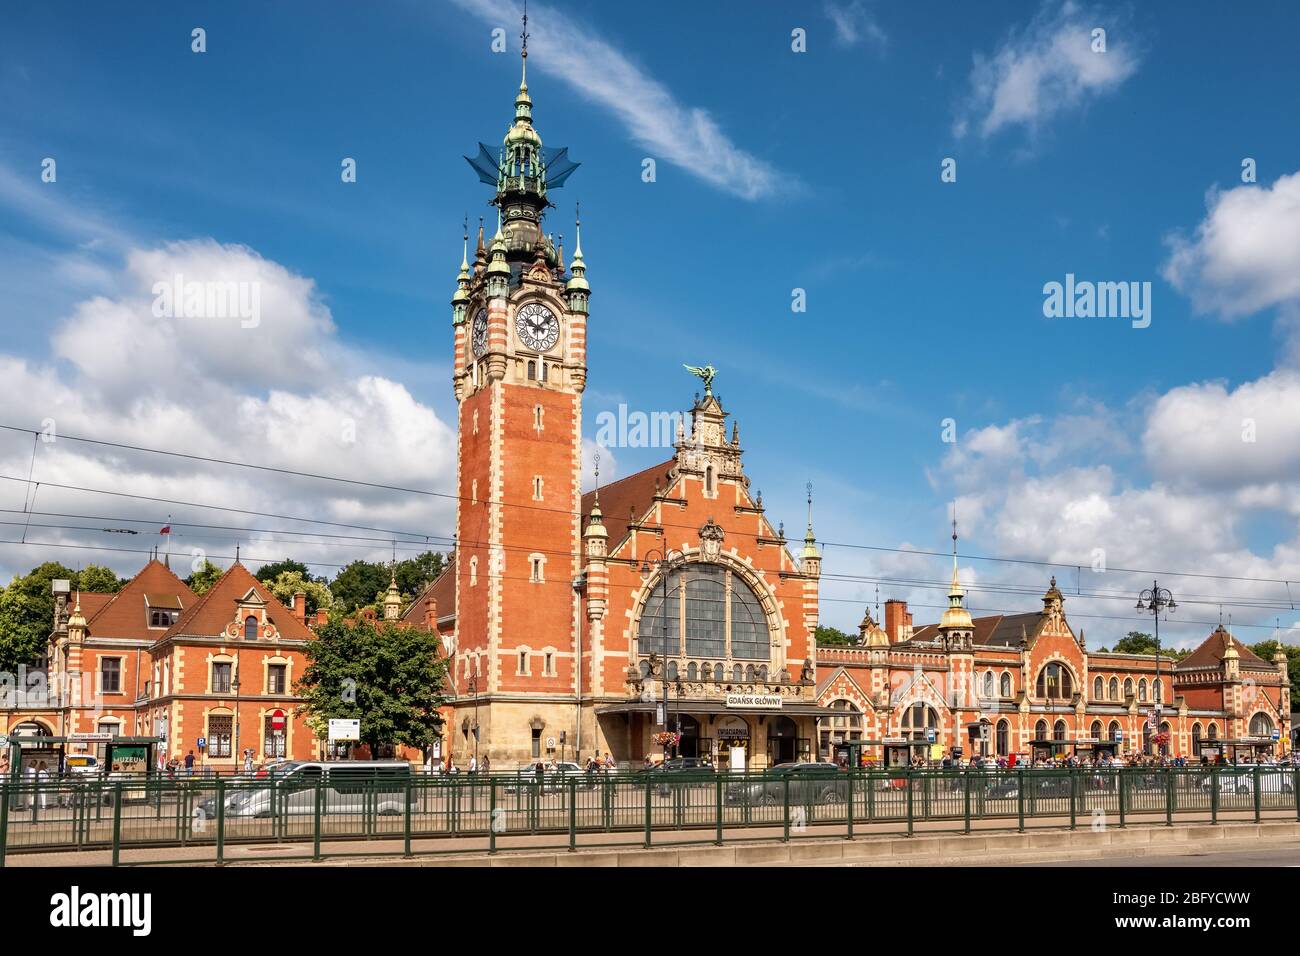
[593,450,601,503]
[521,0,530,64]
[683,364,718,395]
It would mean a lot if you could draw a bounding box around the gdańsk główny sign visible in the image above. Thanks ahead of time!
[725,694,783,710]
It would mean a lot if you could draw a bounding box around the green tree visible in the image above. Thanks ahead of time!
[76,564,126,593]
[330,560,391,613]
[1114,631,1157,655]
[815,625,854,646]
[254,559,311,584]
[395,551,447,599]
[266,570,333,615]
[296,616,448,758]
[185,560,224,595]
[1249,640,1300,710]
[0,561,120,672]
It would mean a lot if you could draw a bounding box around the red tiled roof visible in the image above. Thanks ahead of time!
[85,560,197,640]
[76,592,115,621]
[581,459,676,554]
[910,611,1041,648]
[1177,625,1271,671]
[402,557,456,628]
[162,563,314,642]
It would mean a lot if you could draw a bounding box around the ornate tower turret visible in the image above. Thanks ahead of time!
[938,517,973,651]
[383,570,402,621]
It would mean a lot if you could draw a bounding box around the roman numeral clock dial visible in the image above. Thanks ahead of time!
[471,307,488,357]
[515,302,559,353]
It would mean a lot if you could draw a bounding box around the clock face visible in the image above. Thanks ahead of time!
[515,302,560,353]
[471,308,488,357]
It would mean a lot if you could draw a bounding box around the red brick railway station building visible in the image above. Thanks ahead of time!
[4,35,1290,771]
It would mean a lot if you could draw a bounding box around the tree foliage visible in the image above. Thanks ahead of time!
[185,560,224,595]
[815,624,854,646]
[0,562,124,672]
[266,570,333,615]
[296,616,448,757]
[254,559,311,584]
[329,552,449,614]
[1250,640,1300,710]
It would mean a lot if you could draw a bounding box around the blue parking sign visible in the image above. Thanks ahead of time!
[197,737,206,749]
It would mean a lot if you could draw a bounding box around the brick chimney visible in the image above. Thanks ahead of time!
[424,596,438,632]
[314,608,328,628]
[293,591,307,624]
[884,599,913,643]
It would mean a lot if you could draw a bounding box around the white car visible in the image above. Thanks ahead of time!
[1201,769,1295,796]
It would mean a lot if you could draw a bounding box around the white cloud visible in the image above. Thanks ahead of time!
[1144,369,1300,494]
[1162,171,1300,320]
[0,239,459,583]
[954,1,1139,141]
[825,1,887,49]
[448,0,786,200]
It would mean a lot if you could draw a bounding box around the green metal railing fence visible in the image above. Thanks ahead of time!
[1,765,1296,866]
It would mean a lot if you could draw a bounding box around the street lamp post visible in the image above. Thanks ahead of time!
[232,664,242,768]
[640,547,685,760]
[468,673,480,768]
[1136,580,1177,755]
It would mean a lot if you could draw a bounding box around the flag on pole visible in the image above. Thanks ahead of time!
[160,525,171,535]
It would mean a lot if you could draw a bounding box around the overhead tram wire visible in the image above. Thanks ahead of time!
[1,478,1296,620]
[0,536,1285,638]
[1,422,1295,591]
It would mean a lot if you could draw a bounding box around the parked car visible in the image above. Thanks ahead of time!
[504,761,597,794]
[200,761,413,818]
[1200,769,1295,797]
[642,757,715,795]
[725,762,848,807]
[985,774,1073,801]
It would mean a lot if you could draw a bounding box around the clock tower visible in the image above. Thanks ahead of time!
[448,18,589,762]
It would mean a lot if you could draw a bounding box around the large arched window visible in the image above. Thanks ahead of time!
[1108,720,1121,742]
[996,719,1009,756]
[1208,723,1218,743]
[982,671,995,699]
[1191,722,1202,754]
[1138,678,1148,702]
[1249,712,1275,737]
[1123,678,1134,698]
[1000,672,1013,698]
[1093,676,1103,700]
[1035,720,1048,740]
[1108,677,1119,700]
[1090,720,1102,740]
[638,565,770,661]
[1053,719,1067,741]
[1035,662,1073,700]
[1153,678,1162,704]
[243,615,258,640]
[1142,722,1152,755]
[900,703,938,741]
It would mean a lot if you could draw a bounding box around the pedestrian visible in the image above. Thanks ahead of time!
[445,754,456,775]
[36,760,51,810]
[468,754,478,774]
[243,749,254,774]
[481,755,490,774]
[184,750,196,775]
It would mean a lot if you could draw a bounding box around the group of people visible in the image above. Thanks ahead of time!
[430,754,492,774]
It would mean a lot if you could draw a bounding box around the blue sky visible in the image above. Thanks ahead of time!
[3,0,1300,649]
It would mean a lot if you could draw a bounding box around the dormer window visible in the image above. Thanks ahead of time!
[149,609,178,628]
[243,615,258,640]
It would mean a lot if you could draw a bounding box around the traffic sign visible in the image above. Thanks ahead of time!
[925,729,936,743]
[271,709,286,732]
[328,718,360,742]
[197,737,206,750]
